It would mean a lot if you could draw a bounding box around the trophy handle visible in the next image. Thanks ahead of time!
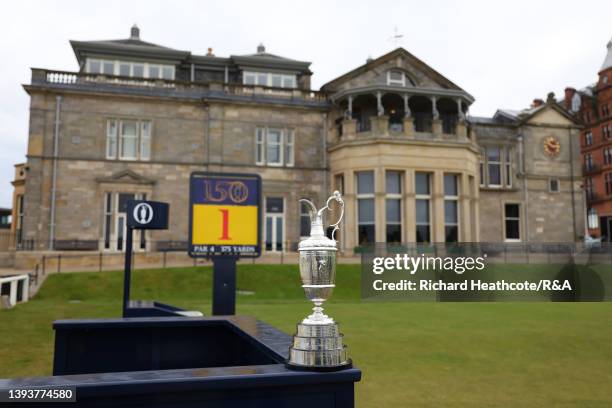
[323,191,344,241]
[299,199,318,223]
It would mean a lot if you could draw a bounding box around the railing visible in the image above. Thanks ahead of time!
[32,69,327,103]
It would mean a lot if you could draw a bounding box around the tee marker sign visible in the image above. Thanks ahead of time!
[188,172,261,258]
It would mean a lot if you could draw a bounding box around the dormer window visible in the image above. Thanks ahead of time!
[387,70,406,86]
[86,58,174,80]
[244,71,296,88]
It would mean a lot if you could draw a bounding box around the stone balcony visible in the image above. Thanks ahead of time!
[28,68,329,108]
[330,116,474,146]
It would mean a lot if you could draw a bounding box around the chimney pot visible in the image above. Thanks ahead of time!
[257,43,265,53]
[532,98,544,108]
[206,47,214,57]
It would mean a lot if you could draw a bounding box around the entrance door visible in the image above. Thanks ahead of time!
[265,197,284,252]
[115,193,134,251]
[607,218,612,242]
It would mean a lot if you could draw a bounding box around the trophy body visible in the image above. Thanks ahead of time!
[287,192,351,370]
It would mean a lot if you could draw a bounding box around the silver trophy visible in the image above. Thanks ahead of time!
[287,191,352,370]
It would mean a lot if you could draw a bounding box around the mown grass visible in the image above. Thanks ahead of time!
[1,264,612,407]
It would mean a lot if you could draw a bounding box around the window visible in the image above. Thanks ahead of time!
[102,61,114,75]
[106,120,118,159]
[505,148,512,186]
[415,172,431,243]
[299,200,311,237]
[89,60,101,74]
[162,66,174,80]
[103,193,112,249]
[119,62,130,76]
[385,171,402,243]
[586,177,595,200]
[356,171,375,245]
[387,70,405,86]
[86,59,175,79]
[606,173,612,195]
[504,203,521,241]
[603,125,611,140]
[254,127,295,166]
[549,178,559,193]
[604,147,612,165]
[444,174,459,243]
[585,153,594,171]
[132,63,144,77]
[602,104,610,117]
[243,71,297,89]
[106,119,151,161]
[585,131,593,146]
[487,147,501,186]
[149,65,160,79]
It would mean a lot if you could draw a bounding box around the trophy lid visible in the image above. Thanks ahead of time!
[298,192,344,252]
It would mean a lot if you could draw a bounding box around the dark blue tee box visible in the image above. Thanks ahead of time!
[126,200,169,230]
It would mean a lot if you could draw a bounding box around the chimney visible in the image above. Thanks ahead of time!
[531,98,544,108]
[546,92,555,104]
[257,43,265,53]
[206,47,215,57]
[564,87,576,110]
[130,24,140,40]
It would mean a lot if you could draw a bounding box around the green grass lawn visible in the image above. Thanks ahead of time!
[1,264,612,407]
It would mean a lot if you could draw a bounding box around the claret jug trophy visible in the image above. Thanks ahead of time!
[287,191,352,371]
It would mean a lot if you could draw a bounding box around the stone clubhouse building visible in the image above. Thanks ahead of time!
[13,26,585,255]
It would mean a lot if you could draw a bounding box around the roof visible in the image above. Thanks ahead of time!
[71,26,190,64]
[321,47,465,92]
[230,44,311,74]
[600,37,612,72]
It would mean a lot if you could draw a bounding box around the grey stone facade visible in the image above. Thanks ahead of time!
[16,28,585,253]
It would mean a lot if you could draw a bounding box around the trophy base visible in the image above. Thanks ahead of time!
[286,322,351,371]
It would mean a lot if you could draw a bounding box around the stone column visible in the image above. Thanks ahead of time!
[405,169,416,242]
[431,96,442,136]
[347,95,353,119]
[403,94,414,138]
[433,171,445,243]
[456,97,467,138]
[342,119,357,140]
[372,116,389,136]
[377,92,384,116]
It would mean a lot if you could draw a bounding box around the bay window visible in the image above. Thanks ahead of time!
[444,174,459,243]
[415,172,431,243]
[385,171,402,243]
[243,71,296,89]
[357,171,375,245]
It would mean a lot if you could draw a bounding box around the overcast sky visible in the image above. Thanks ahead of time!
[0,0,610,208]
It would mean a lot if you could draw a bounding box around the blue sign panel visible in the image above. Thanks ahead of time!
[126,200,169,230]
[189,172,262,257]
